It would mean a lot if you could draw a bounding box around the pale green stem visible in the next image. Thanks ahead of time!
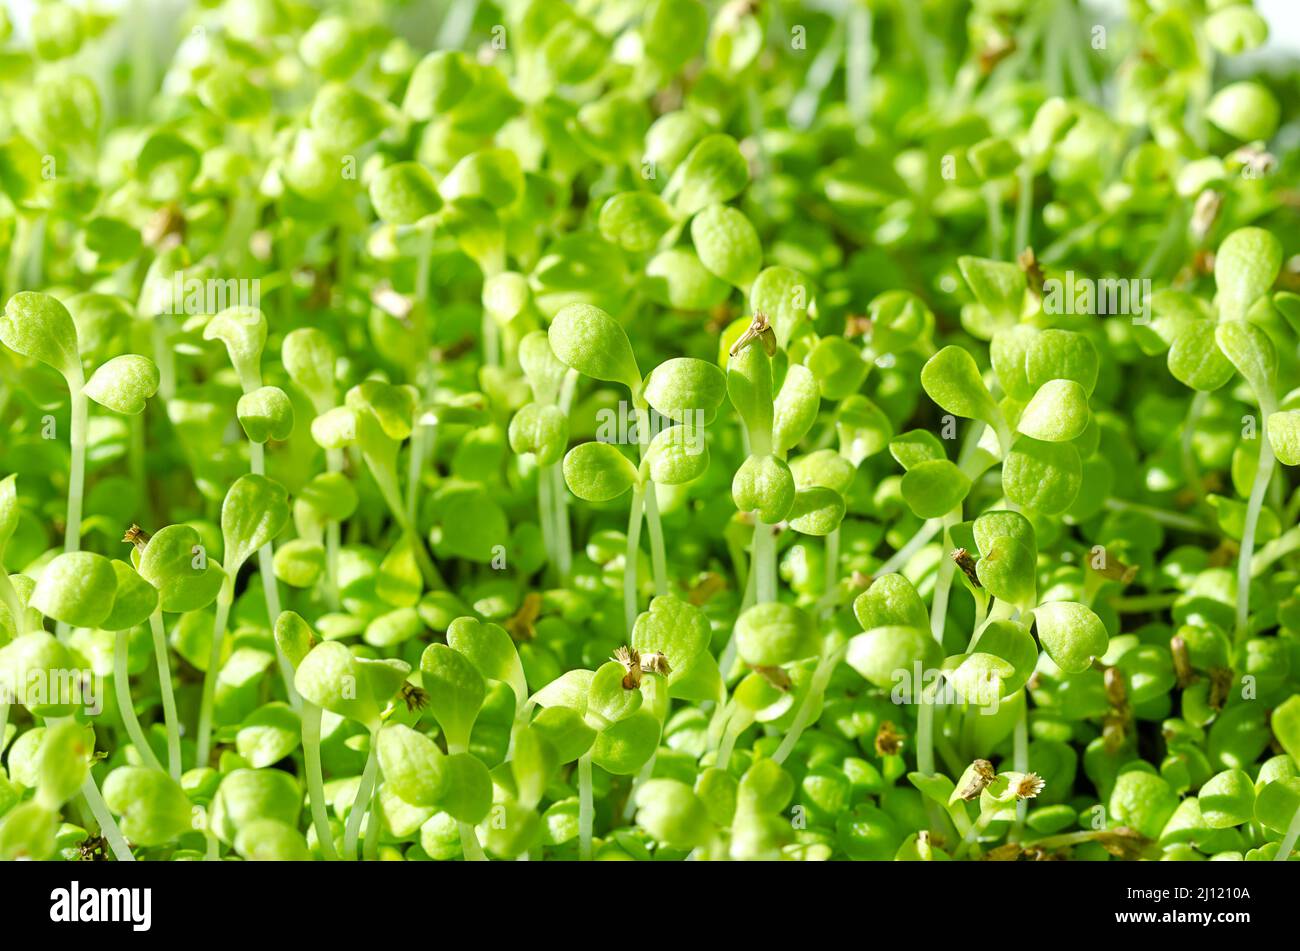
[325,448,344,610]
[80,774,134,862]
[643,483,668,597]
[552,464,572,585]
[1236,431,1275,645]
[301,701,338,861]
[538,461,557,575]
[114,630,163,773]
[624,485,645,636]
[148,611,182,779]
[929,512,961,644]
[152,317,176,403]
[716,707,753,772]
[1013,702,1029,833]
[363,778,382,862]
[877,518,942,576]
[1102,498,1215,534]
[1275,804,1300,862]
[406,423,431,527]
[196,584,234,767]
[772,642,849,765]
[578,752,594,861]
[754,520,776,604]
[845,3,872,124]
[57,388,89,639]
[344,727,380,860]
[250,441,298,708]
[1013,163,1033,255]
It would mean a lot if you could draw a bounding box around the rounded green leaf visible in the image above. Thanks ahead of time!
[103,766,192,846]
[1017,379,1090,442]
[1002,436,1081,514]
[237,386,295,443]
[643,357,727,425]
[31,551,117,628]
[281,328,337,410]
[273,611,316,670]
[1216,228,1283,324]
[636,778,712,849]
[732,454,795,523]
[1215,319,1277,398]
[369,161,442,225]
[1199,769,1256,828]
[847,626,941,690]
[644,424,709,485]
[1267,411,1300,466]
[446,616,526,706]
[1168,321,1234,391]
[1206,82,1279,142]
[101,560,158,631]
[531,706,597,763]
[665,134,748,216]
[788,487,846,536]
[138,524,226,613]
[548,303,641,390]
[900,460,971,519]
[221,474,290,573]
[772,364,820,453]
[854,574,928,631]
[203,306,267,385]
[420,643,485,751]
[1,291,82,384]
[377,723,447,807]
[691,204,762,289]
[83,355,159,415]
[591,708,660,775]
[599,191,676,252]
[1025,329,1099,397]
[509,403,569,465]
[1034,601,1108,673]
[734,602,818,668]
[562,442,639,502]
[975,536,1037,607]
[211,768,300,845]
[921,346,998,425]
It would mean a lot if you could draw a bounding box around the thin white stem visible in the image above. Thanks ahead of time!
[301,701,338,860]
[79,774,134,862]
[624,485,645,636]
[578,752,594,861]
[754,521,776,604]
[1275,803,1300,861]
[552,464,572,585]
[57,388,89,639]
[1236,434,1275,645]
[772,642,848,764]
[195,586,234,767]
[114,630,163,772]
[643,481,668,597]
[148,611,182,779]
[1013,701,1029,833]
[250,440,298,708]
[344,728,380,860]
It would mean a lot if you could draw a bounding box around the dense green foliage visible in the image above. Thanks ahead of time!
[1,0,1299,862]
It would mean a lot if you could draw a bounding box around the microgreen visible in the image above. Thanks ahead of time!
[0,0,1296,870]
